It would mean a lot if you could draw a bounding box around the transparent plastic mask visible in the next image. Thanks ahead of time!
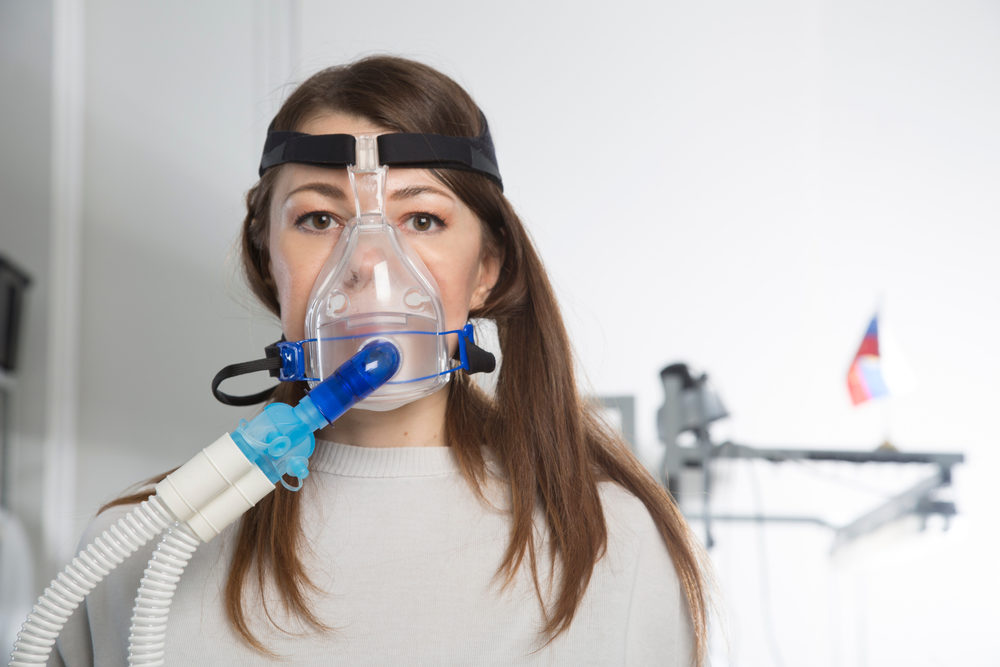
[301,136,451,411]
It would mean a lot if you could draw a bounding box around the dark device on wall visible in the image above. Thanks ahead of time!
[0,255,31,373]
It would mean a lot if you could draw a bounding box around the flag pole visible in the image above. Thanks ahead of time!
[876,293,894,451]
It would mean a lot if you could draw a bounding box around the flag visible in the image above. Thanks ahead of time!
[847,315,889,405]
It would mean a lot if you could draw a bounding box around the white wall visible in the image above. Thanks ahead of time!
[0,0,54,589]
[4,0,998,664]
[74,1,272,532]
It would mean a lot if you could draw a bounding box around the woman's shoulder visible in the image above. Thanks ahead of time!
[597,481,691,613]
[596,479,664,543]
[563,480,695,664]
[593,479,683,593]
[78,501,138,542]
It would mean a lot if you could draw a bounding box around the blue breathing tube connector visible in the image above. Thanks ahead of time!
[229,340,400,490]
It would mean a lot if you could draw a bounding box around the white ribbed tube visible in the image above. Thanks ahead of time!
[123,435,273,665]
[8,496,175,666]
[126,521,200,666]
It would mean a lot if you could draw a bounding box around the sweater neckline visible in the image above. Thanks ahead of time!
[309,440,460,478]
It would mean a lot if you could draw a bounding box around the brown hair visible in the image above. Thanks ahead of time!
[108,55,708,663]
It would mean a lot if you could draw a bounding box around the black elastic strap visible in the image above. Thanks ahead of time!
[259,133,356,176]
[377,133,502,189]
[258,114,502,190]
[211,341,283,406]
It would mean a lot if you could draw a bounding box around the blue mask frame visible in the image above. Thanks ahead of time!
[275,322,484,383]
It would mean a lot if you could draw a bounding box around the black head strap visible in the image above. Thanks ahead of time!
[259,133,355,175]
[258,114,503,190]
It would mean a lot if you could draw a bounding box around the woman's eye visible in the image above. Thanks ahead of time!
[295,212,338,231]
[402,213,444,233]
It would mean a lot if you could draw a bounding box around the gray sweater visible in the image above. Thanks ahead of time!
[53,441,692,665]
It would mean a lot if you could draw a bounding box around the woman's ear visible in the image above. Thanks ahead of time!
[470,249,501,311]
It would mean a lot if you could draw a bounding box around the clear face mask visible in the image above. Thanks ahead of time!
[212,121,501,409]
[298,136,452,411]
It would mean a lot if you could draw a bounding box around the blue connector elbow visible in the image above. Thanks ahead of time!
[301,340,401,425]
[230,340,400,490]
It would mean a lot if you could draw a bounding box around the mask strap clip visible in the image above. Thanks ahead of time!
[275,339,313,381]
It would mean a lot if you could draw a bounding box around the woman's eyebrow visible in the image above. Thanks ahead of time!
[285,182,349,201]
[388,185,452,201]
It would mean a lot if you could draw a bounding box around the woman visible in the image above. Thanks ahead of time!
[55,55,708,665]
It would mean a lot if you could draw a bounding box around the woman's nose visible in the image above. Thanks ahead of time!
[343,247,389,297]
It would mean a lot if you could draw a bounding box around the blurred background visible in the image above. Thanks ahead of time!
[1,0,998,664]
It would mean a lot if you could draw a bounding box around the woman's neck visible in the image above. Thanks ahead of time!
[315,385,449,448]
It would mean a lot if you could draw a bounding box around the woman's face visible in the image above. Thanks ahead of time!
[267,111,499,348]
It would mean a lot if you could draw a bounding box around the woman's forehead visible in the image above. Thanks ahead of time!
[274,164,457,202]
